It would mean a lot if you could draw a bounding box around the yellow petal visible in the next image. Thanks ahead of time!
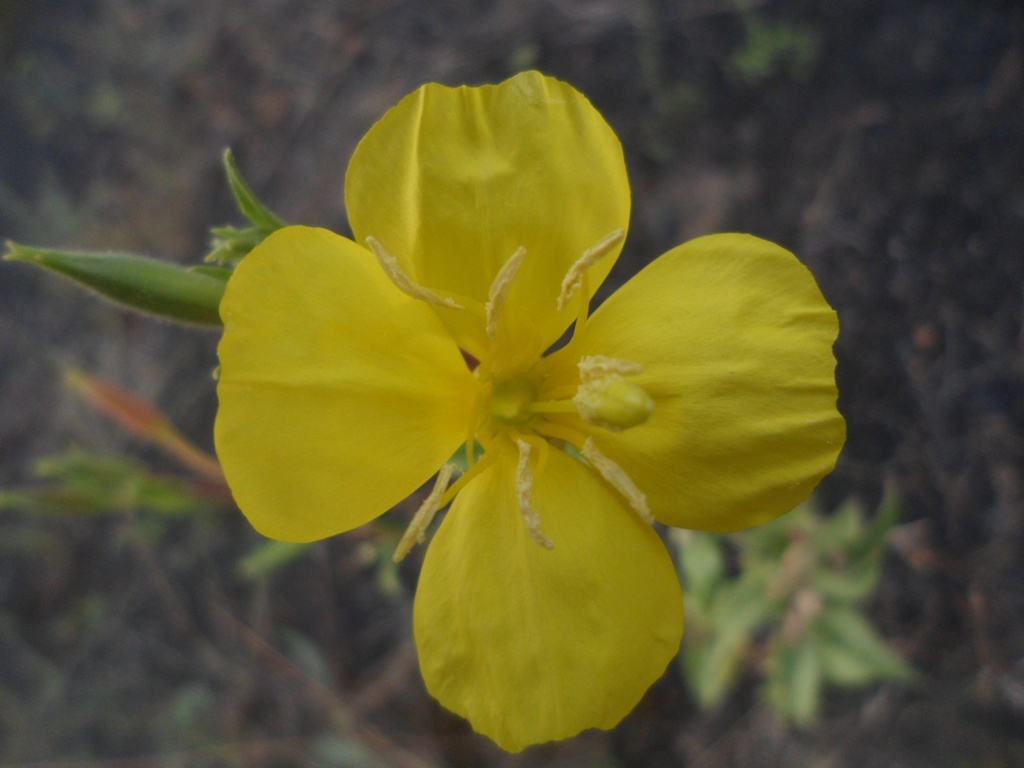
[345,71,630,358]
[579,234,844,532]
[215,226,479,542]
[414,446,683,752]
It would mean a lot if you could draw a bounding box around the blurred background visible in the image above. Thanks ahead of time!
[1,0,1022,766]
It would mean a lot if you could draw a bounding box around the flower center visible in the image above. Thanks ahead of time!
[489,377,538,425]
[369,228,659,560]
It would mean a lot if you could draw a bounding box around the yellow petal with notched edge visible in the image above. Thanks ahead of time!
[215,226,480,542]
[414,446,683,752]
[579,233,844,532]
[345,71,630,360]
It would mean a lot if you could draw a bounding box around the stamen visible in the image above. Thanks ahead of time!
[515,439,554,549]
[393,463,457,562]
[578,354,644,382]
[437,450,498,509]
[580,437,654,524]
[530,420,588,452]
[485,246,527,339]
[366,236,464,310]
[557,228,625,311]
[516,432,551,477]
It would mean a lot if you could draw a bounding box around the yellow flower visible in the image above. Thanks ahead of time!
[214,71,844,752]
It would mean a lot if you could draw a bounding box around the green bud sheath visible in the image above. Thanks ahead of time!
[4,242,226,327]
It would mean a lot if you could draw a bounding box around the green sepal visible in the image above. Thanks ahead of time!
[206,225,271,266]
[4,241,225,326]
[205,151,286,266]
[206,225,267,261]
[223,148,285,231]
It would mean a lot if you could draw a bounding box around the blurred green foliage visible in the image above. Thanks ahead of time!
[675,492,912,726]
[731,19,821,84]
[0,447,218,517]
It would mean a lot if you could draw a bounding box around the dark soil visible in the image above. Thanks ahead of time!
[2,1,1023,766]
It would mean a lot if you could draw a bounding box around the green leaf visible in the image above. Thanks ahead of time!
[766,636,822,727]
[280,628,332,685]
[164,682,217,730]
[4,242,225,326]
[677,531,726,610]
[684,623,750,708]
[847,485,901,562]
[814,605,913,687]
[683,643,734,709]
[709,570,776,638]
[0,488,87,512]
[738,502,810,561]
[372,543,404,595]
[684,572,776,709]
[810,556,880,603]
[731,19,821,85]
[311,735,384,768]
[4,448,216,516]
[819,498,863,552]
[223,148,285,231]
[237,539,311,580]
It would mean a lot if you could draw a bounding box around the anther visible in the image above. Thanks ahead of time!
[557,229,625,311]
[485,246,527,339]
[574,356,654,431]
[366,236,463,310]
[515,439,554,549]
[580,438,654,524]
[393,463,457,562]
[578,355,644,382]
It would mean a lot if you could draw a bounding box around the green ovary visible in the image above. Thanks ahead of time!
[489,378,538,425]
